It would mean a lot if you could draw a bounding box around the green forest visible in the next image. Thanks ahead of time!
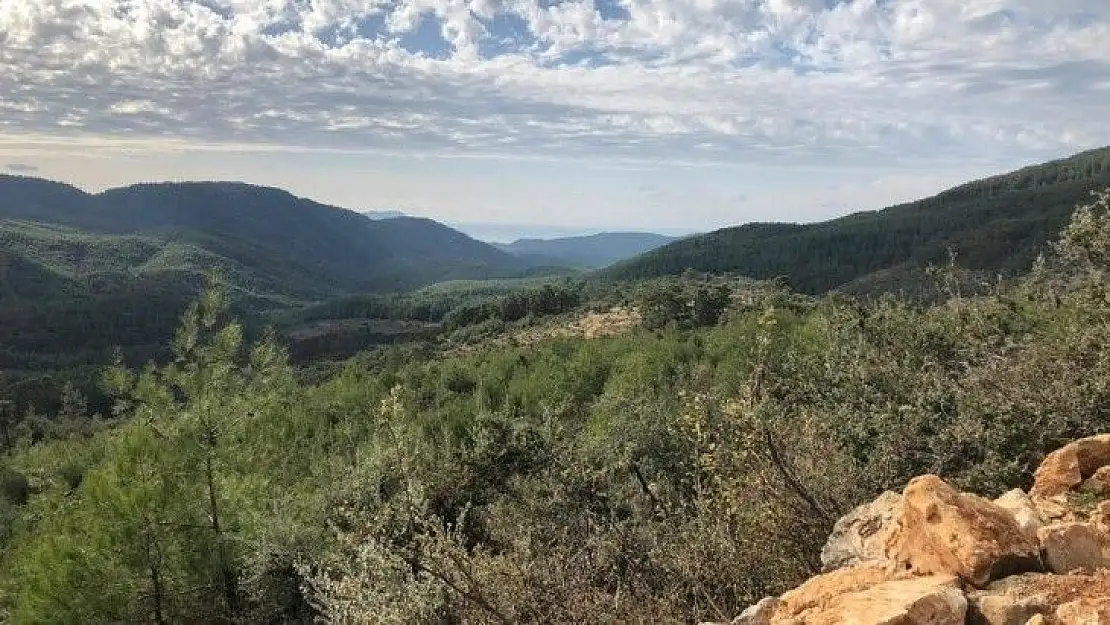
[2,188,1110,622]
[605,147,1110,294]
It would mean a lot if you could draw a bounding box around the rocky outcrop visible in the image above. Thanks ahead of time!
[968,571,1110,624]
[771,566,966,625]
[723,435,1110,625]
[994,489,1046,541]
[1038,522,1110,574]
[819,490,901,572]
[885,475,1042,587]
[1031,434,1110,498]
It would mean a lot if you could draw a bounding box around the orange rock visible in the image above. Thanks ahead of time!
[885,475,1042,587]
[1038,522,1110,575]
[968,571,1110,625]
[995,489,1047,541]
[1081,466,1110,498]
[770,564,965,625]
[820,491,902,571]
[1054,597,1110,624]
[1032,435,1110,498]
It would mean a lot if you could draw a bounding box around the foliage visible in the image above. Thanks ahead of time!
[604,146,1110,294]
[3,191,1110,623]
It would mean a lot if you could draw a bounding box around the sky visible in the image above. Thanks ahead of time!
[1,0,1109,239]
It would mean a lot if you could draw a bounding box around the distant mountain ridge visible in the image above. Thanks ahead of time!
[0,176,532,300]
[496,232,677,268]
[0,176,549,407]
[604,146,1110,294]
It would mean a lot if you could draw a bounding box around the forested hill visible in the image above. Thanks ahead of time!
[602,146,1110,294]
[0,177,545,411]
[495,232,676,268]
[0,177,532,297]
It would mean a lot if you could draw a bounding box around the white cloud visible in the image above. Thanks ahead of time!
[0,0,1106,170]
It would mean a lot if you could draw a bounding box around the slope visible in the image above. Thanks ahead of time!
[496,232,677,268]
[0,177,533,298]
[603,147,1110,294]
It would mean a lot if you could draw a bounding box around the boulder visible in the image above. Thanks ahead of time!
[885,475,1042,587]
[967,574,1058,625]
[770,565,965,625]
[820,490,902,572]
[1031,434,1110,498]
[732,597,778,625]
[1031,494,1081,524]
[1080,466,1110,498]
[1094,501,1110,535]
[995,489,1046,541]
[969,572,1110,625]
[1054,598,1110,624]
[1038,522,1110,574]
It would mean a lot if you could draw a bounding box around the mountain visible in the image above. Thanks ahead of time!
[603,147,1110,294]
[0,177,532,299]
[496,232,677,268]
[0,176,546,410]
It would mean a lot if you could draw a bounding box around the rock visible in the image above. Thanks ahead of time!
[885,475,1042,587]
[995,489,1046,541]
[968,574,1056,625]
[1032,494,1081,524]
[1031,434,1110,498]
[1054,598,1110,624]
[770,565,965,625]
[820,490,902,572]
[1024,616,1046,625]
[732,597,778,625]
[1080,466,1110,497]
[969,572,1110,625]
[1038,522,1110,574]
[1094,501,1110,534]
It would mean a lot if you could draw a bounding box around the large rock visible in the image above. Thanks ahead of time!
[968,572,1110,625]
[994,489,1046,541]
[732,597,778,625]
[1038,522,1110,574]
[885,475,1042,587]
[770,564,965,625]
[1031,434,1110,498]
[1054,598,1110,624]
[820,491,902,572]
[1080,466,1110,497]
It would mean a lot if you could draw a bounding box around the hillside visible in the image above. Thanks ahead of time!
[2,189,1108,623]
[0,176,545,411]
[496,232,676,268]
[604,147,1110,293]
[0,177,531,297]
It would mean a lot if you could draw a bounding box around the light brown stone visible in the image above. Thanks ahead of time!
[969,572,1110,625]
[1080,466,1110,498]
[732,597,778,625]
[1032,494,1081,524]
[821,490,902,572]
[996,489,1047,541]
[770,564,965,625]
[1054,597,1110,624]
[1038,522,1110,574]
[885,475,1042,587]
[1094,501,1110,535]
[1032,435,1110,498]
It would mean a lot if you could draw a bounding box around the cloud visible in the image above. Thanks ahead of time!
[0,0,1107,168]
[3,162,39,173]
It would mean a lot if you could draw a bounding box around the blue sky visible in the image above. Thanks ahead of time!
[1,0,1108,237]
